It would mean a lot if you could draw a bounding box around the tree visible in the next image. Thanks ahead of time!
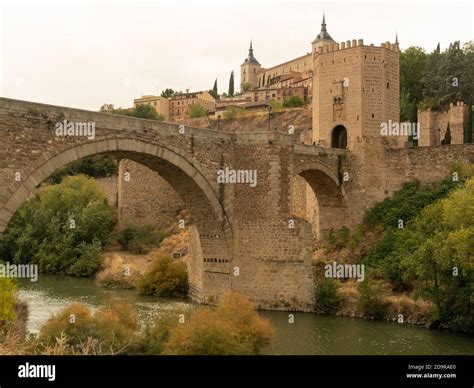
[283,95,305,108]
[160,88,175,98]
[228,71,234,96]
[0,175,115,276]
[241,82,252,93]
[213,79,218,96]
[444,122,451,144]
[188,103,207,118]
[466,95,473,143]
[422,45,445,107]
[400,47,427,112]
[99,104,164,121]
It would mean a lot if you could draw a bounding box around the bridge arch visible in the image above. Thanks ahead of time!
[293,161,348,238]
[0,138,233,302]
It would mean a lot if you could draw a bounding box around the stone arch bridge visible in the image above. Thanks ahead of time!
[1,98,473,310]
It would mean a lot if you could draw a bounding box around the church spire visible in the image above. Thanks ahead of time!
[312,13,335,45]
[395,32,399,46]
[242,39,260,65]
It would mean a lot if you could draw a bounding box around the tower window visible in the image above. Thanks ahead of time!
[386,82,390,89]
[331,125,348,149]
[372,113,375,118]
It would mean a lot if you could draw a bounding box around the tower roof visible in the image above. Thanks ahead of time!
[312,13,336,44]
[242,40,260,66]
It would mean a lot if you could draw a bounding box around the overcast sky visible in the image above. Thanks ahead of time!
[0,0,472,110]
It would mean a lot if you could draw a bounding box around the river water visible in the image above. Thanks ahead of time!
[18,275,474,355]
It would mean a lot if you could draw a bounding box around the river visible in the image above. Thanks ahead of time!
[18,275,474,355]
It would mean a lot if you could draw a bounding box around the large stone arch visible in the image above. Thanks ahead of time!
[293,161,348,238]
[0,138,234,303]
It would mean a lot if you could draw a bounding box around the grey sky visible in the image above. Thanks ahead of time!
[1,0,472,110]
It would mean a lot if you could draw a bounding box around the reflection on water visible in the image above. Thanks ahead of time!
[18,275,474,355]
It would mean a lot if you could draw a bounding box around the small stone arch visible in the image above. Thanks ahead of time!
[292,161,347,238]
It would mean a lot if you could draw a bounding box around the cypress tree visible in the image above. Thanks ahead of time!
[444,122,451,145]
[228,71,234,97]
[213,79,218,96]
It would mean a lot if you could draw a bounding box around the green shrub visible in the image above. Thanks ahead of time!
[46,155,118,184]
[138,253,188,297]
[283,95,305,108]
[188,103,207,118]
[324,226,351,251]
[222,106,246,120]
[163,293,275,355]
[117,224,166,254]
[127,313,179,355]
[38,301,138,352]
[0,278,18,330]
[314,278,343,313]
[0,175,115,276]
[356,281,389,319]
[363,176,465,229]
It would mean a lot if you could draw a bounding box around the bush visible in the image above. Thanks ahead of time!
[163,293,275,355]
[188,103,207,118]
[117,224,166,254]
[222,106,246,120]
[38,301,138,353]
[0,175,115,276]
[127,313,179,355]
[363,176,465,229]
[356,281,389,319]
[283,95,305,108]
[324,226,351,251]
[314,278,343,314]
[137,253,188,297]
[0,278,18,331]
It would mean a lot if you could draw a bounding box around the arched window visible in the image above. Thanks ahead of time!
[331,125,348,149]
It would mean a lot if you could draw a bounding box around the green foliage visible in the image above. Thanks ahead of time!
[282,95,305,108]
[163,293,275,355]
[357,281,389,319]
[46,155,118,184]
[100,103,165,121]
[160,88,175,98]
[314,278,343,314]
[268,99,283,112]
[127,313,179,355]
[443,122,452,145]
[0,278,17,330]
[324,226,351,250]
[362,175,474,332]
[38,301,138,352]
[363,176,465,229]
[188,103,207,118]
[138,253,188,297]
[0,175,115,276]
[117,224,166,254]
[400,47,427,120]
[228,71,235,96]
[222,106,246,120]
[240,82,252,92]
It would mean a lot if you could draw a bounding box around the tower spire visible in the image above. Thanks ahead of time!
[395,32,399,46]
[321,12,327,31]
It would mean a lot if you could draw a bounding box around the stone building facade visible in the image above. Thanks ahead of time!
[418,102,469,146]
